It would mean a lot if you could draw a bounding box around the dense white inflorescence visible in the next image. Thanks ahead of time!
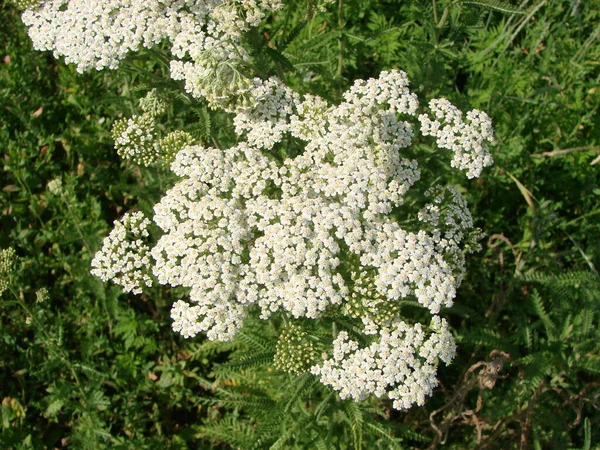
[91,212,153,294]
[21,0,282,107]
[312,316,456,410]
[419,98,494,178]
[92,69,493,409]
[234,77,300,148]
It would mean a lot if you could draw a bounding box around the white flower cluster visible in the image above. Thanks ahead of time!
[312,317,456,410]
[211,0,283,38]
[418,185,484,285]
[419,98,494,178]
[22,0,282,106]
[91,212,153,294]
[46,177,63,195]
[234,77,300,148]
[93,70,493,409]
[153,191,251,340]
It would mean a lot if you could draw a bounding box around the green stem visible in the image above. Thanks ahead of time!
[13,169,45,229]
[61,193,93,256]
[437,6,450,29]
[432,0,449,44]
[274,59,286,81]
[211,135,222,150]
[337,0,344,78]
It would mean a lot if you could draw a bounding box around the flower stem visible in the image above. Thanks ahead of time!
[61,193,93,257]
[337,0,344,78]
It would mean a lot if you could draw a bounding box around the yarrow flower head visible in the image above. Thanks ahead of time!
[312,317,456,410]
[233,77,300,147]
[91,212,153,295]
[46,178,63,195]
[419,98,494,178]
[93,70,493,410]
[21,0,282,105]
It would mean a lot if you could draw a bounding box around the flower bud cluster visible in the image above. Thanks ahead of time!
[8,0,39,11]
[91,212,153,295]
[274,322,319,375]
[159,131,195,165]
[172,48,255,111]
[36,287,49,303]
[0,248,16,296]
[93,70,493,409]
[112,114,159,166]
[0,280,8,297]
[113,92,196,166]
[0,248,16,274]
[344,270,401,335]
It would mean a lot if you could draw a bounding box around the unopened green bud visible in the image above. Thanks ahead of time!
[9,0,40,10]
[158,130,194,165]
[0,248,16,274]
[274,322,318,375]
[344,271,400,326]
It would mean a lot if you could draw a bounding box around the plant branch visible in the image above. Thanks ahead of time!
[532,146,600,158]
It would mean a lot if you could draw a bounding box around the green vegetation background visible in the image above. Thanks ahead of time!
[1,0,599,448]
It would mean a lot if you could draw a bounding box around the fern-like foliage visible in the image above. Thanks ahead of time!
[456,268,600,448]
[193,317,412,449]
[458,0,525,15]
